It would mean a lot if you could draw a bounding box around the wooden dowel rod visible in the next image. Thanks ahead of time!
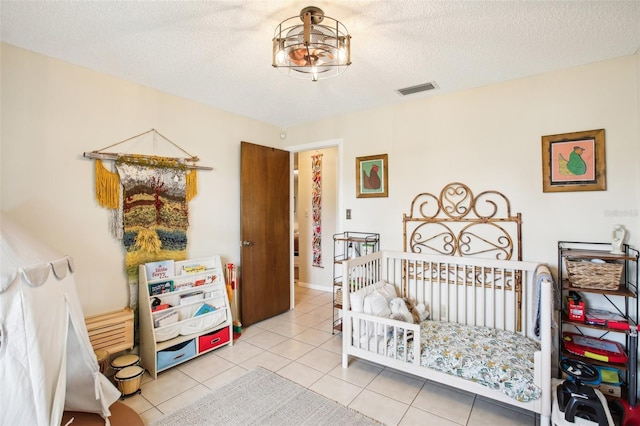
[82,151,213,171]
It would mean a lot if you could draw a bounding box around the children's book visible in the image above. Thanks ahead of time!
[145,260,175,280]
[154,310,178,328]
[148,280,173,296]
[193,303,216,317]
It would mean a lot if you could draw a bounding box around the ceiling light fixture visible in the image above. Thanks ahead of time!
[272,6,351,82]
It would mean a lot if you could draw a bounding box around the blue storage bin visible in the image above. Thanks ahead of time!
[157,339,196,370]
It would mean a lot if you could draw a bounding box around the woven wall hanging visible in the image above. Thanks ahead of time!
[85,129,212,309]
[311,153,323,268]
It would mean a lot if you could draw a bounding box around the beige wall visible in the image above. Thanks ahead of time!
[0,43,280,315]
[282,54,640,272]
[2,42,639,314]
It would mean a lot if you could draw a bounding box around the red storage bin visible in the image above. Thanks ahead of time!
[198,327,230,353]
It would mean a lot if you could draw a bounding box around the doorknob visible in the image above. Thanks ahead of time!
[241,240,253,246]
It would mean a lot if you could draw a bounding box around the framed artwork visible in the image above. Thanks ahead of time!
[356,154,388,198]
[541,129,606,193]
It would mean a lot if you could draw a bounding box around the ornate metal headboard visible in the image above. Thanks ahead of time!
[403,182,522,261]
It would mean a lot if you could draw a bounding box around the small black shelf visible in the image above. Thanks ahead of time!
[558,241,639,407]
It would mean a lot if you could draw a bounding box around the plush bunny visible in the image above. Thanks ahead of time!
[403,298,421,324]
[389,297,413,323]
[414,302,430,322]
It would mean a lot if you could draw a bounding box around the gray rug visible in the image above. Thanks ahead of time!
[152,367,383,426]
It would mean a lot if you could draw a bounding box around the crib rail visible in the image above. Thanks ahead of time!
[343,250,539,335]
[350,311,420,360]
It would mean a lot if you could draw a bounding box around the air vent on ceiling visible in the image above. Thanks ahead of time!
[397,82,438,96]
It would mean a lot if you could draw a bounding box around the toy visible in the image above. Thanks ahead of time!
[553,358,614,426]
[403,298,421,323]
[563,332,627,364]
[567,291,585,322]
[404,298,429,323]
[390,297,430,324]
[389,297,413,323]
[414,302,430,322]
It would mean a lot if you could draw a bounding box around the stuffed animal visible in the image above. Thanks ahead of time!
[400,298,430,323]
[403,298,421,324]
[414,302,430,322]
[389,297,413,323]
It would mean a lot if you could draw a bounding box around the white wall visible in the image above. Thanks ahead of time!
[0,43,280,315]
[281,54,640,272]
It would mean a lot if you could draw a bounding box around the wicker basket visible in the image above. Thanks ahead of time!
[565,258,623,290]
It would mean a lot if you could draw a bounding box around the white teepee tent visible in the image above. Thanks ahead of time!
[0,214,120,425]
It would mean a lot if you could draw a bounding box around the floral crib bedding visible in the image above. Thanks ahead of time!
[390,320,542,402]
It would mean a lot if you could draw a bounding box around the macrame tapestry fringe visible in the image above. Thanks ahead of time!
[186,169,197,201]
[95,160,120,209]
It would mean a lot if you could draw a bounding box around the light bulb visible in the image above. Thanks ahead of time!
[276,49,286,64]
[338,48,346,62]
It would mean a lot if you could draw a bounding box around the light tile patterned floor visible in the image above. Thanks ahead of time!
[121,285,539,425]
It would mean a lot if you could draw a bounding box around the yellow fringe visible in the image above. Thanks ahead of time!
[95,160,120,209]
[186,170,198,201]
[134,228,162,253]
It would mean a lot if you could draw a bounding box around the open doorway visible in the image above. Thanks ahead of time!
[289,142,341,306]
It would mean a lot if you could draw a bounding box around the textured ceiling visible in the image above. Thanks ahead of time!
[2,1,639,128]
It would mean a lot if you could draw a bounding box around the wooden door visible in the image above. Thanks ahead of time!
[240,142,291,327]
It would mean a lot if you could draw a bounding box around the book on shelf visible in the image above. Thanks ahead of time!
[173,279,193,292]
[177,259,214,275]
[154,310,178,328]
[145,260,175,280]
[182,264,207,274]
[180,291,204,305]
[148,280,173,296]
[584,308,628,327]
[193,303,216,317]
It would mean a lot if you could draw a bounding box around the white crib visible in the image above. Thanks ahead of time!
[341,250,552,424]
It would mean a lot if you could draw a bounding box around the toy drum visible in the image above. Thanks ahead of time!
[94,350,109,374]
[114,365,143,397]
[110,354,140,372]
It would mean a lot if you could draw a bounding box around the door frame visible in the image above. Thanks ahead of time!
[285,138,344,309]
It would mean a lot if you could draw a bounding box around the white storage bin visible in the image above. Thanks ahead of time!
[181,309,226,335]
[154,322,181,342]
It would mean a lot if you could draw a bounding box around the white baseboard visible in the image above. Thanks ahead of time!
[295,281,332,292]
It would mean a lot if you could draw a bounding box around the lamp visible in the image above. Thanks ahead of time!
[272,6,351,82]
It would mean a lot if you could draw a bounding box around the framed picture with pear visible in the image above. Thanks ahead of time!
[541,129,606,193]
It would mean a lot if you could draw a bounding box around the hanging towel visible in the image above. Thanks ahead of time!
[532,264,556,340]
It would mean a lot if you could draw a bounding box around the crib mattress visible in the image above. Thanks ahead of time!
[391,321,542,402]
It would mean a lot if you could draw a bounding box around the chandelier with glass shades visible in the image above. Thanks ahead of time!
[272,6,351,82]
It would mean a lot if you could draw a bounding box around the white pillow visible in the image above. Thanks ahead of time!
[375,283,397,303]
[363,292,391,317]
[349,285,374,313]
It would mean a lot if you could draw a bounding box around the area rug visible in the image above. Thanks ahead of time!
[151,367,382,426]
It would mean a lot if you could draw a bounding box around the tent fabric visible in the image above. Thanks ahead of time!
[0,214,120,426]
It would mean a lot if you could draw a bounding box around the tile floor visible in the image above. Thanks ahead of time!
[121,284,540,425]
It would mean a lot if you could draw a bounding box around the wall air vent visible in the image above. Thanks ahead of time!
[397,82,438,96]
